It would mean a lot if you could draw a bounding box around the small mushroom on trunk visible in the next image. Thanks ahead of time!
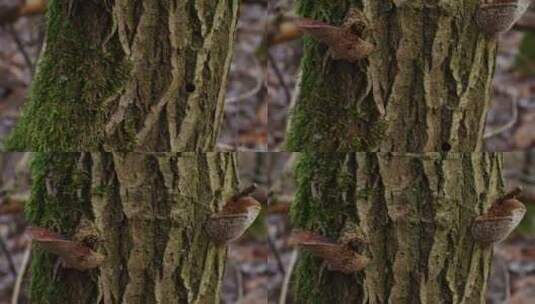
[296,18,374,62]
[27,226,104,271]
[289,230,370,274]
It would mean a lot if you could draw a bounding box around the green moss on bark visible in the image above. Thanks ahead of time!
[26,153,90,230]
[6,0,128,151]
[26,153,237,303]
[286,0,496,152]
[26,153,98,304]
[290,152,356,234]
[285,48,387,151]
[6,0,239,152]
[290,153,502,303]
[285,1,386,151]
[290,152,364,303]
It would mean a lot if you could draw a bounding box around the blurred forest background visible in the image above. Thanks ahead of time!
[0,0,535,303]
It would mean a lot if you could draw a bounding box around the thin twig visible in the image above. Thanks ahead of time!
[11,242,31,304]
[484,94,519,139]
[235,263,244,302]
[278,248,298,304]
[225,49,264,149]
[226,56,264,104]
[5,24,34,75]
[504,260,511,303]
[267,230,285,275]
[0,235,17,277]
[267,51,292,105]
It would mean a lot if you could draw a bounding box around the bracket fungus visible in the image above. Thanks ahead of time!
[476,0,533,35]
[289,230,370,274]
[205,184,262,245]
[296,15,374,63]
[27,226,104,271]
[472,187,526,245]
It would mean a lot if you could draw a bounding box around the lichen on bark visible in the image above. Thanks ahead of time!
[285,0,496,152]
[26,152,239,304]
[291,152,504,304]
[7,0,240,152]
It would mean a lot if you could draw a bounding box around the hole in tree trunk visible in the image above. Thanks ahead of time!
[185,83,196,93]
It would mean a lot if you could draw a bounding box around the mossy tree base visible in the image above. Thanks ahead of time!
[291,152,504,303]
[27,152,238,304]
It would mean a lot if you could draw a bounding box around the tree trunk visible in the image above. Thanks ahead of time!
[27,152,239,303]
[7,0,239,151]
[285,1,496,152]
[290,152,504,303]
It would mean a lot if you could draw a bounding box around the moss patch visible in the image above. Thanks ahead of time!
[285,1,385,152]
[6,0,128,151]
[290,152,364,302]
[285,47,386,151]
[26,153,97,303]
[26,153,90,229]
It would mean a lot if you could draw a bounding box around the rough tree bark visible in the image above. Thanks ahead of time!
[26,152,239,303]
[7,0,239,151]
[290,152,505,303]
[285,1,496,152]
